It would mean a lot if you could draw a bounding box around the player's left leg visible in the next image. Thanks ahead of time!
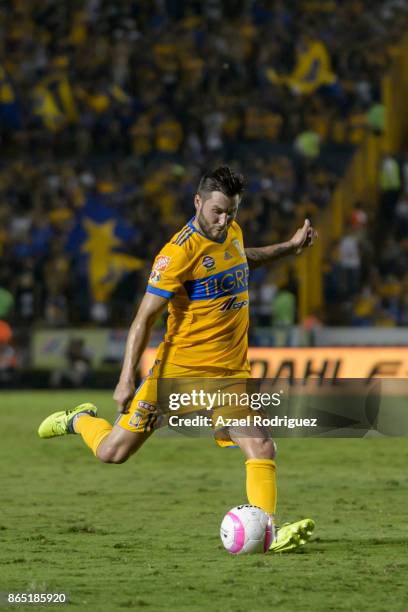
[230,429,315,553]
[229,430,277,517]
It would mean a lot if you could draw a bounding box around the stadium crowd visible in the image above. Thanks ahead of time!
[0,0,407,331]
[322,153,408,327]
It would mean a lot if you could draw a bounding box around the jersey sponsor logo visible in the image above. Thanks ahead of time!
[232,238,246,258]
[184,262,249,301]
[154,255,171,271]
[202,255,216,270]
[219,296,249,311]
[224,251,233,260]
[138,400,156,412]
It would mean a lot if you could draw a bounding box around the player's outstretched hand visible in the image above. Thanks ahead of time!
[113,380,135,414]
[289,218,318,255]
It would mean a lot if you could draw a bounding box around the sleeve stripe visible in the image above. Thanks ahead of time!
[146,285,174,299]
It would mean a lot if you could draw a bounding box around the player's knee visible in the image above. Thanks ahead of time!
[252,438,276,460]
[96,443,130,464]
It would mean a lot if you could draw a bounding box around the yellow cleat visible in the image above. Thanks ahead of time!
[38,403,97,438]
[270,518,315,553]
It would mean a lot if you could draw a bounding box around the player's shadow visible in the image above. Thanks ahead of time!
[312,536,408,546]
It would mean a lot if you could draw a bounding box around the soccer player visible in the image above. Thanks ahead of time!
[39,166,317,552]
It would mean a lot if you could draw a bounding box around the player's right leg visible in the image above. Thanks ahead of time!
[37,402,153,463]
[94,424,152,463]
[38,366,161,463]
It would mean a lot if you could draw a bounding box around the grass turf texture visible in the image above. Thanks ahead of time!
[1,391,408,612]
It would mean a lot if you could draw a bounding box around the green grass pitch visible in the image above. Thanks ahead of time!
[1,391,408,611]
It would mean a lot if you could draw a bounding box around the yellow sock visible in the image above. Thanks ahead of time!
[75,415,112,456]
[245,458,277,516]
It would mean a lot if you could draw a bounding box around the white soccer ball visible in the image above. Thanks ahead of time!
[220,504,274,554]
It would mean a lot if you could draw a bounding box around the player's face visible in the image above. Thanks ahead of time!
[194,191,240,241]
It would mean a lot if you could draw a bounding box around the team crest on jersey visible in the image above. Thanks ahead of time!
[224,251,233,260]
[129,411,143,428]
[232,239,245,258]
[150,255,171,283]
[201,255,216,271]
[154,255,171,271]
[149,270,161,284]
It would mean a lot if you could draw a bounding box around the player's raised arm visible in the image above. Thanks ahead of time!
[244,218,318,269]
[113,292,168,414]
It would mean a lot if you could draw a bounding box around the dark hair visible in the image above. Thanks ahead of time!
[197,166,245,200]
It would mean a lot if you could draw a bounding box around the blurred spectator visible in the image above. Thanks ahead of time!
[351,286,378,327]
[394,196,408,239]
[302,308,324,332]
[14,271,37,325]
[271,283,296,326]
[294,129,321,161]
[50,338,93,388]
[0,287,14,319]
[338,225,362,298]
[379,154,401,223]
[366,102,385,134]
[251,270,278,327]
[0,321,17,386]
[350,202,368,230]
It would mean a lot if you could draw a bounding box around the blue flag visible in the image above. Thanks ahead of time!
[67,196,144,303]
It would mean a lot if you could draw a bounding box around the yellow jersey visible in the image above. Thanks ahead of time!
[146,219,250,371]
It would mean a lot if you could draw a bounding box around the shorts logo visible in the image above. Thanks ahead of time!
[219,296,248,311]
[154,255,171,271]
[138,400,156,412]
[232,239,245,259]
[202,255,216,270]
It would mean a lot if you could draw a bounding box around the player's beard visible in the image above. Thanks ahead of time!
[196,210,227,241]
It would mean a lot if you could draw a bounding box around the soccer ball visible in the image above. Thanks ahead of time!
[220,504,274,554]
